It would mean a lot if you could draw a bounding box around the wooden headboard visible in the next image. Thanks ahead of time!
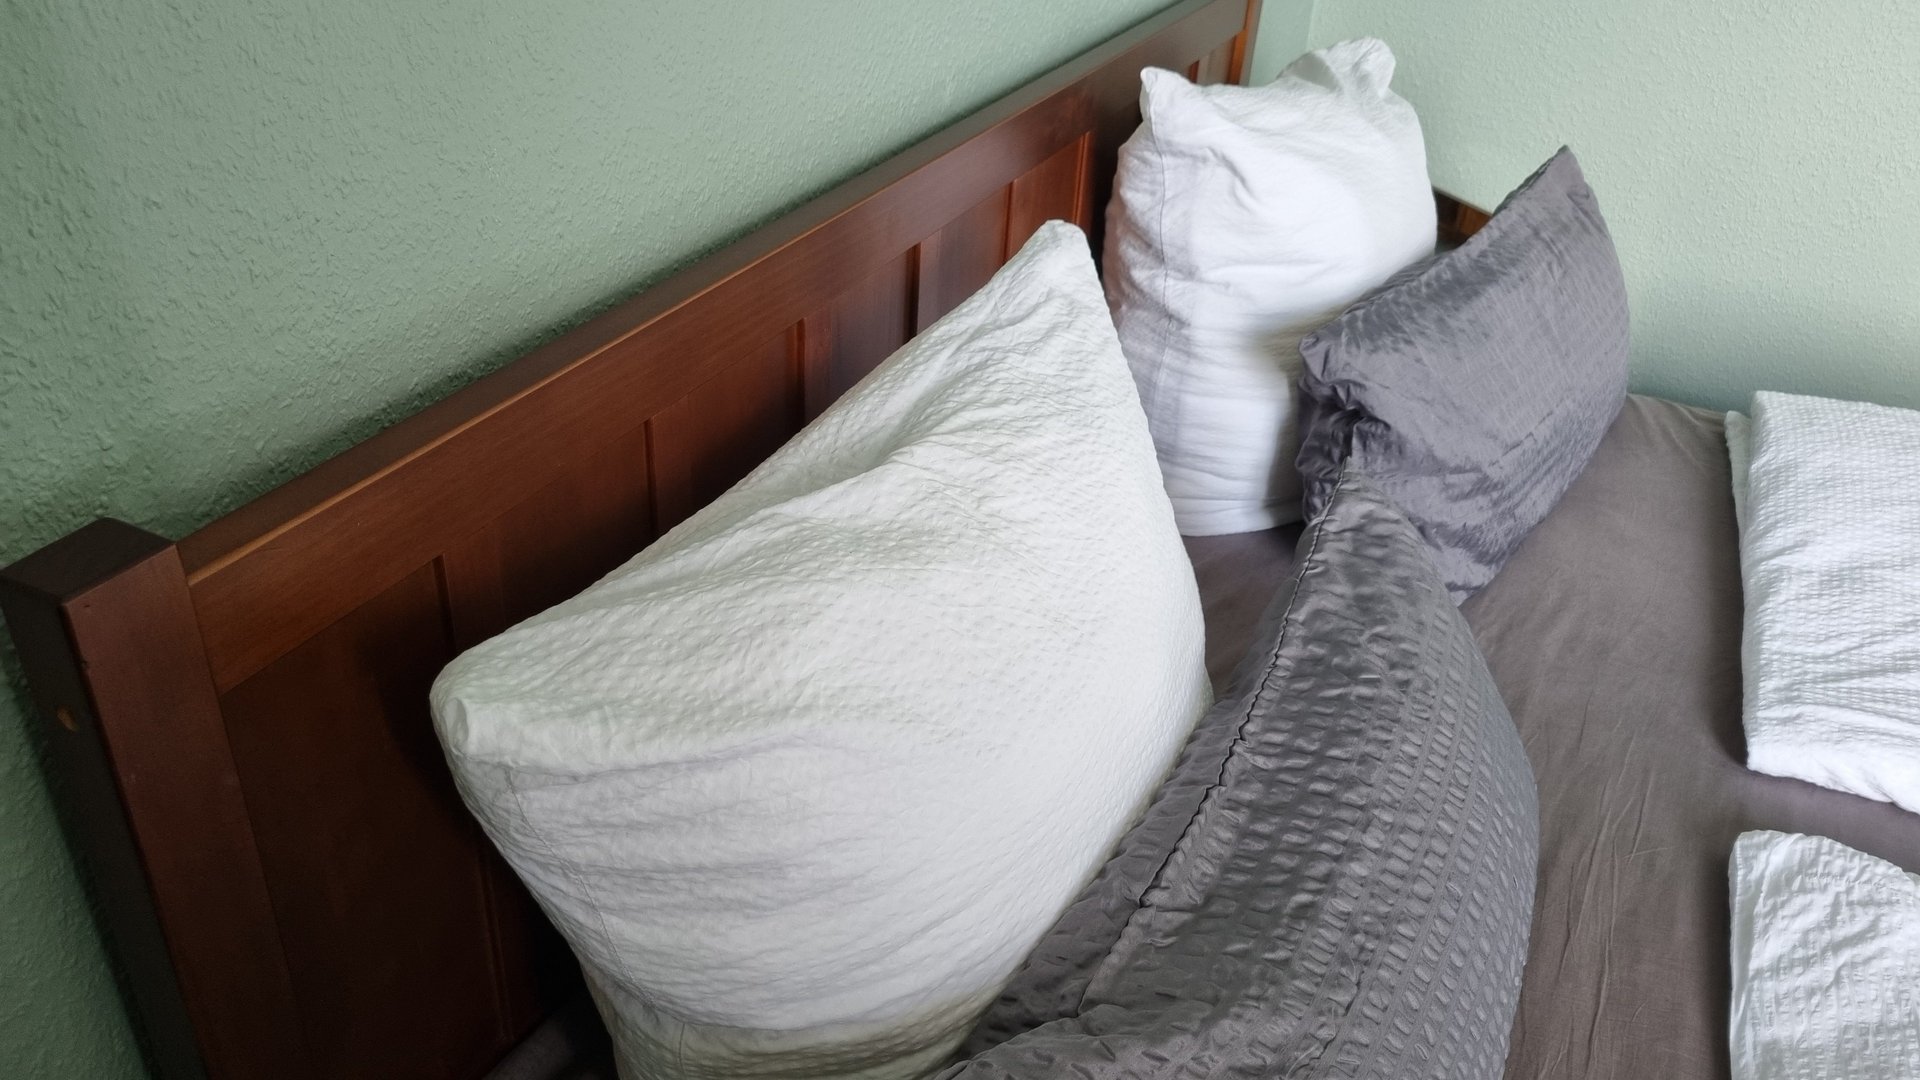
[0,2,1264,1077]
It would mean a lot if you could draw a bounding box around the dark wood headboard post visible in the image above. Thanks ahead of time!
[0,522,308,1080]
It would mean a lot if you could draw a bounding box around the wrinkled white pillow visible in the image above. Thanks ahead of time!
[1105,39,1435,535]
[431,222,1210,1080]
[1738,391,1920,812]
[1730,831,1920,1080]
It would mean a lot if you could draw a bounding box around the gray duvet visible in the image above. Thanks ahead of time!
[948,473,1539,1079]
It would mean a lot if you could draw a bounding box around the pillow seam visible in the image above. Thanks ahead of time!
[1076,465,1351,1013]
[501,771,649,1025]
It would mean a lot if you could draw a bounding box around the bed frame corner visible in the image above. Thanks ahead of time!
[0,521,305,1080]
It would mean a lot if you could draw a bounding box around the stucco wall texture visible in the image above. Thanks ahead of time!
[1309,0,1920,413]
[1,2,1323,1073]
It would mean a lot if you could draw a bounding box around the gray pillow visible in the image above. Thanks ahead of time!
[1296,147,1630,601]
[949,470,1539,1080]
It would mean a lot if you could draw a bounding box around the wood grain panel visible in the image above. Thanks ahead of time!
[798,310,836,422]
[1194,40,1234,85]
[218,566,511,1079]
[914,187,1013,332]
[815,252,916,411]
[440,423,654,649]
[1008,136,1092,251]
[648,328,806,530]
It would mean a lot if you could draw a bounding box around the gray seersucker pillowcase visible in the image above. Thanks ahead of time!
[947,469,1539,1080]
[1296,147,1629,601]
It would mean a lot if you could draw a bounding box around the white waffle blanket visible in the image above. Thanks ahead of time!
[1730,831,1920,1080]
[1730,391,1920,811]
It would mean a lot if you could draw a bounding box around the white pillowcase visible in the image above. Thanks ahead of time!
[1737,390,1920,812]
[431,222,1210,1080]
[1729,831,1920,1080]
[1105,39,1435,536]
[1725,409,1751,533]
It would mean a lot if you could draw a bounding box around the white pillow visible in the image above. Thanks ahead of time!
[1738,390,1920,812]
[431,222,1210,1080]
[1105,39,1435,535]
[1730,831,1920,1080]
[1725,409,1751,533]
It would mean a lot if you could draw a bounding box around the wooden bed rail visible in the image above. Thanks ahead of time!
[0,2,1264,1077]
[1437,189,1494,248]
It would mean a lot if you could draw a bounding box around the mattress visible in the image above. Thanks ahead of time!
[1189,394,1920,1079]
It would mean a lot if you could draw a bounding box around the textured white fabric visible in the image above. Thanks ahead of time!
[1725,410,1750,534]
[1739,391,1920,811]
[1104,39,1434,536]
[1729,830,1920,1080]
[431,223,1211,1080]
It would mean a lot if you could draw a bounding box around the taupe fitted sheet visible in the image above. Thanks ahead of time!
[1187,394,1920,1080]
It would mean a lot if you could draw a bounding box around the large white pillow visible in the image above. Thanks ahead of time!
[431,223,1210,1080]
[1105,39,1435,535]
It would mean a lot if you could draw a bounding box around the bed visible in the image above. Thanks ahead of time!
[2,1,1913,1077]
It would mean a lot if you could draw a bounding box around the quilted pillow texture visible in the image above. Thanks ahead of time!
[1730,831,1920,1080]
[431,223,1210,1080]
[1297,147,1630,601]
[948,470,1539,1080]
[1737,391,1920,812]
[1105,39,1434,537]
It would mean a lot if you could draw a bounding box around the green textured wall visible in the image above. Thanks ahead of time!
[0,0,1258,1073]
[1307,0,1920,413]
[1248,0,1315,84]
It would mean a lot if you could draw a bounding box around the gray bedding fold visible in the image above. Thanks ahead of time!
[952,474,1537,1078]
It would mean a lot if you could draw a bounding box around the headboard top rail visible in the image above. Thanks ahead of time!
[177,0,1256,695]
[173,0,1252,563]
